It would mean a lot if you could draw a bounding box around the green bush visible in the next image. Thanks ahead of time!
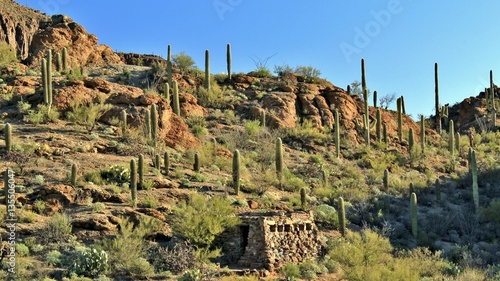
[171,193,239,258]
[482,198,500,223]
[0,41,18,67]
[42,213,73,243]
[312,204,339,229]
[172,52,195,75]
[100,165,130,185]
[15,243,29,257]
[26,104,60,125]
[45,250,63,266]
[66,101,113,133]
[281,262,300,281]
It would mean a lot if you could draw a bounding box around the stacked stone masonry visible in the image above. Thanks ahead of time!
[216,211,321,272]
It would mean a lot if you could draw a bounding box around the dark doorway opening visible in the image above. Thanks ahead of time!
[240,225,250,256]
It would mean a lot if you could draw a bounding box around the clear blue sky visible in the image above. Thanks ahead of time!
[18,0,500,119]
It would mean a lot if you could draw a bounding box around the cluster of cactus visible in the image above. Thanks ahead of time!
[232,149,240,195]
[227,43,232,80]
[173,81,180,116]
[410,192,418,237]
[334,109,341,158]
[55,47,69,72]
[4,123,12,152]
[276,137,284,187]
[486,70,497,130]
[205,50,210,90]
[130,159,137,208]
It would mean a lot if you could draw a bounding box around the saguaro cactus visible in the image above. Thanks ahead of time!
[193,152,200,172]
[334,109,341,158]
[435,62,441,134]
[376,108,382,142]
[167,44,171,62]
[164,83,170,104]
[233,149,240,195]
[155,154,161,170]
[205,49,210,90]
[383,123,388,144]
[130,159,137,208]
[167,44,172,87]
[62,47,68,71]
[373,90,378,108]
[4,123,12,152]
[408,128,414,153]
[56,52,62,72]
[164,152,170,176]
[144,109,151,141]
[397,97,403,141]
[410,192,418,237]
[173,81,180,116]
[121,110,127,136]
[383,169,389,191]
[355,90,376,147]
[227,43,232,80]
[321,169,328,188]
[46,49,53,107]
[276,137,284,187]
[435,178,441,202]
[338,197,346,237]
[261,110,266,127]
[487,70,497,130]
[361,58,367,94]
[449,120,455,156]
[138,154,144,189]
[300,187,307,210]
[420,115,425,151]
[471,149,479,212]
[150,104,158,146]
[71,163,77,187]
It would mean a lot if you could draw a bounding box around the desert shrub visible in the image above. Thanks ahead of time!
[26,104,60,125]
[45,250,63,266]
[283,119,330,144]
[96,216,156,277]
[171,193,239,259]
[66,100,113,133]
[92,202,106,213]
[15,243,29,257]
[0,41,18,67]
[66,67,85,81]
[142,193,158,208]
[274,64,295,76]
[312,204,339,229]
[295,65,321,81]
[197,83,237,109]
[281,262,300,281]
[68,246,109,278]
[327,229,449,281]
[299,260,325,280]
[17,100,31,114]
[33,200,46,214]
[32,174,45,185]
[172,52,195,75]
[178,269,203,281]
[42,213,73,243]
[149,241,196,274]
[482,198,500,223]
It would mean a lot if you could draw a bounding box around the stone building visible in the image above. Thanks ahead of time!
[216,211,321,272]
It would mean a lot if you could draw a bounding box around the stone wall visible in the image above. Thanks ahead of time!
[216,211,321,272]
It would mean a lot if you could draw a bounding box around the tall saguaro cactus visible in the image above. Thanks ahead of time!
[376,108,382,142]
[276,137,284,187]
[71,163,77,187]
[435,178,441,202]
[338,197,346,237]
[408,128,414,153]
[361,58,367,95]
[435,63,442,134]
[300,187,307,210]
[420,115,425,152]
[487,70,497,131]
[471,149,479,212]
[130,159,137,209]
[383,169,389,191]
[373,90,378,108]
[144,109,151,141]
[4,123,12,152]
[164,152,170,176]
[410,192,418,237]
[397,97,403,141]
[194,152,200,172]
[227,43,232,80]
[46,49,53,107]
[150,104,158,146]
[173,81,180,116]
[205,49,210,90]
[167,44,172,87]
[164,83,170,104]
[233,149,240,195]
[355,91,376,147]
[334,109,340,158]
[62,47,68,71]
[55,52,62,72]
[138,154,144,189]
[449,119,455,156]
[121,110,127,137]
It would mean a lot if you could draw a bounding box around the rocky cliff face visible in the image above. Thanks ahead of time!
[0,0,50,60]
[0,0,120,68]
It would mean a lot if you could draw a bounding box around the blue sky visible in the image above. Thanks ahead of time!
[19,0,500,119]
